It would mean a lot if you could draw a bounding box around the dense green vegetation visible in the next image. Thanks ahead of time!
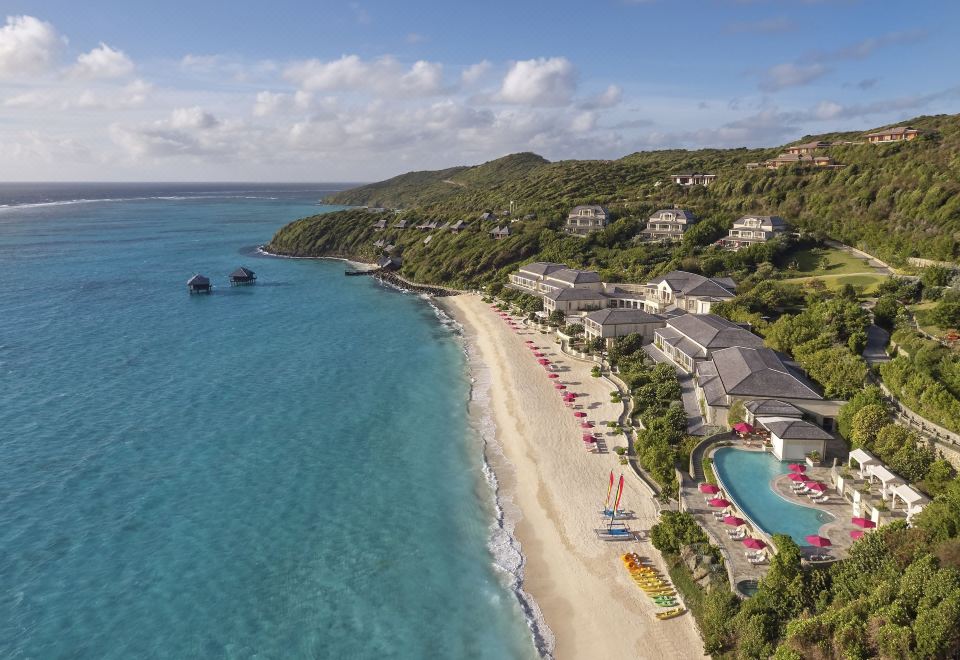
[881,330,960,433]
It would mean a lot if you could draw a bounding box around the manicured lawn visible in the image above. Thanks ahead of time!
[781,272,886,295]
[782,246,874,277]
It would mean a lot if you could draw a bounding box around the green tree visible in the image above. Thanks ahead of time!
[838,385,885,440]
[547,309,566,326]
[850,403,889,449]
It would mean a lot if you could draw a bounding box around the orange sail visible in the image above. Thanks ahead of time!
[604,470,615,509]
[613,475,625,514]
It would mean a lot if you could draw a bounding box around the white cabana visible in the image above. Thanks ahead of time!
[892,483,930,520]
[866,464,904,497]
[848,448,880,478]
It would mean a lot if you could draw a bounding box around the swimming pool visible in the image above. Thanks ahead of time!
[713,448,834,545]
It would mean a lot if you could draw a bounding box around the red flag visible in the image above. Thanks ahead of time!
[604,471,614,509]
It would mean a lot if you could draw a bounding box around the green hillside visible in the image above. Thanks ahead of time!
[270,113,960,283]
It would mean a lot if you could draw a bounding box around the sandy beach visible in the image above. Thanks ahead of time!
[443,294,705,660]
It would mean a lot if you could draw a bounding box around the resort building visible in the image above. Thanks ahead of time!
[449,220,469,233]
[489,225,511,240]
[565,205,610,236]
[785,140,830,155]
[743,399,803,425]
[392,219,408,229]
[671,173,716,187]
[508,262,603,296]
[695,346,833,428]
[509,262,566,293]
[377,255,402,270]
[763,153,835,169]
[229,266,256,285]
[373,217,388,230]
[186,274,211,294]
[583,308,666,346]
[543,287,608,315]
[865,126,919,143]
[479,212,497,221]
[643,271,737,314]
[653,313,764,372]
[758,417,832,461]
[639,208,698,242]
[719,215,787,250]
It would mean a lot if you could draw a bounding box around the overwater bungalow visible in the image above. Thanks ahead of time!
[187,274,211,293]
[229,266,257,285]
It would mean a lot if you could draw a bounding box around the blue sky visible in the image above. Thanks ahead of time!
[1,0,958,180]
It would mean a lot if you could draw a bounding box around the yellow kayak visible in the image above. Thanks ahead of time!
[655,607,686,620]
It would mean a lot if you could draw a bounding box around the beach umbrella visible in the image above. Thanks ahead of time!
[708,498,732,508]
[806,482,828,493]
[787,473,807,482]
[547,374,559,379]
[554,384,566,390]
[699,483,720,494]
[732,422,753,434]
[582,433,595,442]
[789,464,807,473]
[537,359,549,364]
[574,412,587,418]
[805,535,831,547]
[723,516,746,527]
[565,392,577,398]
[742,538,766,550]
[580,422,593,429]
[534,352,544,357]
[851,517,876,529]
[850,530,865,540]
[525,340,534,344]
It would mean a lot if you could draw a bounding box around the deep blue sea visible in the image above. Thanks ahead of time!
[0,184,538,659]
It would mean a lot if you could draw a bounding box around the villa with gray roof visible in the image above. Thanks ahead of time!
[758,417,833,461]
[694,346,843,429]
[583,308,666,346]
[643,270,736,314]
[543,287,608,315]
[743,399,803,423]
[719,215,787,251]
[639,208,698,242]
[653,314,764,372]
[565,205,610,236]
[489,225,511,240]
[508,262,602,296]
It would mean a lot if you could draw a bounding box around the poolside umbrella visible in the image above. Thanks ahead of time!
[805,535,831,547]
[547,373,559,379]
[789,463,806,472]
[742,538,766,550]
[851,517,876,529]
[806,482,828,493]
[723,515,746,527]
[699,483,720,494]
[850,530,865,540]
[574,412,587,418]
[708,498,732,508]
[788,473,807,482]
[733,422,753,434]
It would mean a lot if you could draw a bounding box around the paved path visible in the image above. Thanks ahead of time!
[643,343,707,436]
[863,323,891,366]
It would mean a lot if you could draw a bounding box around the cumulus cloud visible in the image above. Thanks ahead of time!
[0,15,64,78]
[72,42,134,79]
[759,62,829,91]
[495,57,576,106]
[461,60,491,85]
[283,54,447,96]
[581,84,623,109]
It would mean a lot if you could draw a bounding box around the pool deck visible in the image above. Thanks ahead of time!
[769,468,859,560]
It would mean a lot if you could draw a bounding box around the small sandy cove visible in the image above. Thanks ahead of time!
[443,294,705,660]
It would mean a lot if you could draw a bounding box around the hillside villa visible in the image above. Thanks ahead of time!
[639,208,698,242]
[785,140,830,155]
[671,173,716,186]
[653,313,764,372]
[644,271,736,314]
[719,215,787,250]
[583,308,666,346]
[762,153,836,169]
[865,126,919,143]
[489,225,511,240]
[565,205,610,236]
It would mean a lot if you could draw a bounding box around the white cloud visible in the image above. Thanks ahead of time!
[169,106,220,130]
[581,84,622,109]
[461,60,491,85]
[496,57,577,106]
[0,15,64,78]
[759,62,829,91]
[283,54,447,96]
[72,42,134,79]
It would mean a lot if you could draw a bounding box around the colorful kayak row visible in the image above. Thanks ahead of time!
[620,553,686,620]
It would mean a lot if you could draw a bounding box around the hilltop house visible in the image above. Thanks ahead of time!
[449,220,469,233]
[719,215,787,250]
[653,313,764,372]
[785,140,830,155]
[865,126,919,143]
[392,219,408,229]
[642,271,736,314]
[489,225,511,240]
[480,212,497,221]
[639,208,698,242]
[764,153,835,169]
[373,217,388,230]
[671,173,716,187]
[565,205,610,236]
[695,346,842,429]
[583,308,666,346]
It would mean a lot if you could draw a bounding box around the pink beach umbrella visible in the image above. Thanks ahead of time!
[525,340,534,344]
[699,483,720,494]
[533,352,544,357]
[708,498,732,508]
[805,535,831,547]
[723,516,746,527]
[582,433,595,442]
[805,482,827,492]
[580,422,593,429]
[787,473,807,482]
[573,412,587,418]
[851,517,876,529]
[850,530,865,540]
[788,464,807,473]
[547,374,559,379]
[537,359,550,365]
[554,384,566,390]
[732,422,753,434]
[742,538,766,550]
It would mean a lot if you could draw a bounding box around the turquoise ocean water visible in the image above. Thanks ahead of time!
[0,184,539,659]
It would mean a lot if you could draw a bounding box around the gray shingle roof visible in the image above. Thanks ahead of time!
[759,417,832,440]
[545,288,609,302]
[665,314,763,351]
[585,308,663,326]
[744,399,803,418]
[519,262,566,277]
[706,347,822,400]
[187,274,210,286]
[650,208,697,223]
[734,215,786,231]
[652,271,736,298]
[548,268,602,285]
[568,205,609,217]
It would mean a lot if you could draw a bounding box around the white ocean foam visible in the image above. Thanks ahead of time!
[0,194,289,213]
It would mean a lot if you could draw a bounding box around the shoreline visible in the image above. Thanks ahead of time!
[256,245,375,270]
[439,294,705,660]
